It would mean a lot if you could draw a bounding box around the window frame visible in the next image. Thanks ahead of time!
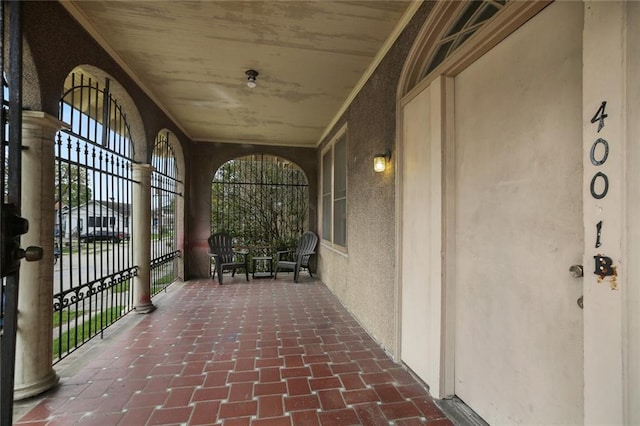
[320,125,348,252]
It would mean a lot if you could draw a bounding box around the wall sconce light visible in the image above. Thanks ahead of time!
[373,150,391,173]
[245,69,259,88]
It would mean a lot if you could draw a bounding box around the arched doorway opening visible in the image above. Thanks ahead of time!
[210,154,309,270]
[150,131,183,295]
[53,67,138,362]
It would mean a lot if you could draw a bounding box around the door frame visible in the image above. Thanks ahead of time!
[394,0,556,399]
[396,1,633,422]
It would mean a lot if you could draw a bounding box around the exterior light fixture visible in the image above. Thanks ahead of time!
[245,69,258,88]
[373,150,391,173]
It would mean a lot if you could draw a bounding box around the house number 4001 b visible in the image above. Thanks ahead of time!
[590,101,615,279]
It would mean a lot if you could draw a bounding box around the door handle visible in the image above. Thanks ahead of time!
[569,264,583,278]
[569,264,584,309]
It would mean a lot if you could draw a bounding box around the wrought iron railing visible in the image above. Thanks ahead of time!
[151,250,180,297]
[0,77,8,335]
[211,154,309,249]
[53,70,136,363]
[52,266,137,361]
[151,132,181,296]
[1,4,27,422]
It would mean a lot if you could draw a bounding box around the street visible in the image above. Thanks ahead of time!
[53,242,133,296]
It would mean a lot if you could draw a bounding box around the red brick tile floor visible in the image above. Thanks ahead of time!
[14,276,452,425]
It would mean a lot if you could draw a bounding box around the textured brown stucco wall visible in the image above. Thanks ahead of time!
[186,142,317,279]
[317,3,433,355]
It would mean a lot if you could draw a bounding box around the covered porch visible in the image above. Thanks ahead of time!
[14,277,451,425]
[3,1,640,424]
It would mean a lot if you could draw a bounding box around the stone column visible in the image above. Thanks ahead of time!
[132,163,155,313]
[14,111,62,399]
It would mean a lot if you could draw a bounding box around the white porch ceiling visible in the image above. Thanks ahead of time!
[61,1,419,147]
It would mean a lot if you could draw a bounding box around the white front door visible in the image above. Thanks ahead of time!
[452,2,584,424]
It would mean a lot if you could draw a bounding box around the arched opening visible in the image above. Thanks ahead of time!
[53,67,138,362]
[150,130,182,295]
[210,154,309,275]
[397,1,545,99]
[420,1,505,79]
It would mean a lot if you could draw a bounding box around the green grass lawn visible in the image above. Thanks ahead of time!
[111,280,130,294]
[112,271,174,294]
[154,272,174,286]
[52,310,82,327]
[53,306,124,359]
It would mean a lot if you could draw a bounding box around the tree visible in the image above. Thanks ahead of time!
[211,155,308,250]
[55,161,92,207]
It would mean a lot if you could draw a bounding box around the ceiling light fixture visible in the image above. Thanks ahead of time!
[245,69,258,88]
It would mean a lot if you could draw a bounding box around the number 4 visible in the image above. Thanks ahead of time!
[591,101,608,133]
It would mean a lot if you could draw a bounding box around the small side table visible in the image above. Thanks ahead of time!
[252,256,273,279]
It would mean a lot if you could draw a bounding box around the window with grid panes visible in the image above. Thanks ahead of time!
[321,129,347,250]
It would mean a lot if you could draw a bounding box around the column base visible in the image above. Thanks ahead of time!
[134,302,156,314]
[14,369,59,401]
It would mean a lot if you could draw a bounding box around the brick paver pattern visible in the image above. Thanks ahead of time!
[16,278,452,425]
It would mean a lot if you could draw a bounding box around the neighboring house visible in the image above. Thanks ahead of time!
[53,201,64,238]
[151,203,175,234]
[60,201,131,239]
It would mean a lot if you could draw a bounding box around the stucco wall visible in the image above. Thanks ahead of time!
[317,3,432,355]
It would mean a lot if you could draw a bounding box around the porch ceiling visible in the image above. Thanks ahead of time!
[61,1,418,148]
